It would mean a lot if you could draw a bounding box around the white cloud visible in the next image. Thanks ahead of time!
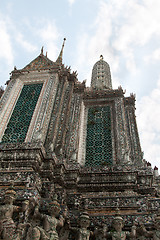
[137,77,160,169]
[68,0,75,6]
[0,19,13,66]
[16,32,37,52]
[112,0,160,73]
[75,1,120,86]
[37,20,60,60]
[144,48,160,63]
[75,0,160,85]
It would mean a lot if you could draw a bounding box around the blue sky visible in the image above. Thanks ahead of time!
[1,0,160,170]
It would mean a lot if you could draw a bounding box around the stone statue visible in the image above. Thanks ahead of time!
[18,197,45,240]
[138,209,160,239]
[0,189,20,240]
[42,196,67,240]
[17,199,31,239]
[58,218,70,240]
[26,194,66,240]
[19,200,30,224]
[72,212,93,240]
[105,215,136,240]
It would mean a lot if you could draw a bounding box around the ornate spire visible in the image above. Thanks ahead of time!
[56,38,66,65]
[91,56,112,90]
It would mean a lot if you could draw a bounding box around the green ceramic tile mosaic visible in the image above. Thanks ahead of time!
[85,106,112,166]
[2,83,43,143]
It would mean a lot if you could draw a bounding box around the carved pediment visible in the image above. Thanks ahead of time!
[22,54,58,71]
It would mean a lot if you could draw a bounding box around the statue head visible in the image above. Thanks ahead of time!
[79,212,90,229]
[4,189,16,204]
[49,194,60,217]
[112,216,124,232]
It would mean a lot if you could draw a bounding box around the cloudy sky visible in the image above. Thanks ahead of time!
[0,0,160,170]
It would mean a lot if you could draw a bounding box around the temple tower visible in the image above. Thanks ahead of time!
[78,56,142,168]
[0,44,159,237]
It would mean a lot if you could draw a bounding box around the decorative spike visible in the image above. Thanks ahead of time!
[56,38,66,65]
[41,46,44,55]
[72,70,78,77]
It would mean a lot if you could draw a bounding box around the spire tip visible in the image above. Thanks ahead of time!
[56,38,66,65]
[100,55,103,60]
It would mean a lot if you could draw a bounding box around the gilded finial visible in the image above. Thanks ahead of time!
[100,55,103,60]
[56,38,66,65]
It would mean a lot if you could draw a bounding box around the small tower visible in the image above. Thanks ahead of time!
[91,55,112,90]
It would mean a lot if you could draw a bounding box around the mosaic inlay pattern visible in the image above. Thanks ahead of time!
[85,106,112,166]
[2,83,43,143]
